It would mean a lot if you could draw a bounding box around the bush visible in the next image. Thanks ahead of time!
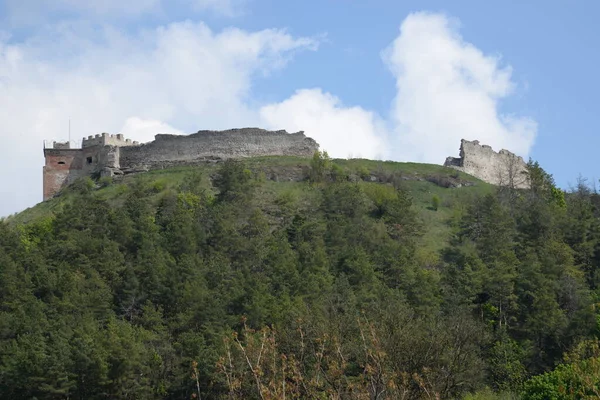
[432,195,440,211]
[309,150,331,183]
[151,179,167,193]
[357,166,371,180]
[98,176,113,188]
[68,177,95,195]
[330,163,348,182]
[115,184,129,195]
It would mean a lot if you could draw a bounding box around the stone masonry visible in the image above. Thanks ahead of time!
[43,128,319,200]
[82,132,140,148]
[444,139,529,188]
[43,130,530,201]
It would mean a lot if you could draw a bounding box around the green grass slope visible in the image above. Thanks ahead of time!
[9,156,493,256]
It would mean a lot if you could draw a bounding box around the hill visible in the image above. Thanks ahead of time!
[2,155,599,399]
[13,156,492,257]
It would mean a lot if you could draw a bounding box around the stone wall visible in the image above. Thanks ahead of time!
[82,132,139,148]
[43,149,80,200]
[43,128,319,199]
[444,139,529,188]
[43,140,124,200]
[119,128,318,171]
[53,141,71,149]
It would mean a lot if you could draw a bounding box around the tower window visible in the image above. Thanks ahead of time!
[57,161,65,165]
[87,157,93,164]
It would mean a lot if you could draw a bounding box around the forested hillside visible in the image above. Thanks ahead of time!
[2,153,600,399]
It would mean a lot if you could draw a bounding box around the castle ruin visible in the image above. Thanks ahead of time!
[43,129,530,201]
[444,139,529,189]
[43,128,319,200]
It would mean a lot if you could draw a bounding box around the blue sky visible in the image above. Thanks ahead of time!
[0,0,598,216]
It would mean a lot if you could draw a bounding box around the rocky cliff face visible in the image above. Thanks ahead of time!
[444,139,529,188]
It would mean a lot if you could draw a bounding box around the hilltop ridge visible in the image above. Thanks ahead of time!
[44,127,529,202]
[43,128,319,200]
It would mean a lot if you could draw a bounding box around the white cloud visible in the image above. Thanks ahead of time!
[0,22,318,216]
[260,89,388,159]
[120,117,185,143]
[382,12,537,163]
[0,11,537,218]
[257,12,536,169]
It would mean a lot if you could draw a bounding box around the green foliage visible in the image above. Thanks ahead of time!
[98,176,113,188]
[522,340,600,399]
[527,159,566,209]
[488,334,527,391]
[308,150,331,182]
[151,178,167,193]
[18,215,54,251]
[68,176,95,195]
[116,183,129,195]
[213,159,254,202]
[464,388,518,400]
[432,194,441,211]
[357,165,371,179]
[4,156,600,399]
[330,162,347,182]
[552,186,567,209]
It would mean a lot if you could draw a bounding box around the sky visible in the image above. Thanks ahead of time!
[1,0,599,216]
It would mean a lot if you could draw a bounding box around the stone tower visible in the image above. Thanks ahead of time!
[42,133,139,200]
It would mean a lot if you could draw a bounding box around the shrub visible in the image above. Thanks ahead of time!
[98,176,113,188]
[151,179,167,193]
[330,163,347,182]
[357,166,371,180]
[432,195,440,211]
[309,150,331,183]
[69,177,95,195]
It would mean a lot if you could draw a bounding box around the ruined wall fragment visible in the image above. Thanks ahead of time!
[119,128,319,171]
[444,139,529,188]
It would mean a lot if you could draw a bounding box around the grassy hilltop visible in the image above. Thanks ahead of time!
[13,156,492,256]
[3,154,600,399]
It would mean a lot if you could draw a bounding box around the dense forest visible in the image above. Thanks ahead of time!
[2,153,600,399]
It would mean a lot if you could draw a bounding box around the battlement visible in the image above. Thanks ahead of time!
[50,141,71,149]
[42,127,320,200]
[444,139,529,188]
[82,133,139,148]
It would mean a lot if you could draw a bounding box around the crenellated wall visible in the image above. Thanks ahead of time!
[444,139,529,188]
[82,132,139,148]
[42,128,320,200]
